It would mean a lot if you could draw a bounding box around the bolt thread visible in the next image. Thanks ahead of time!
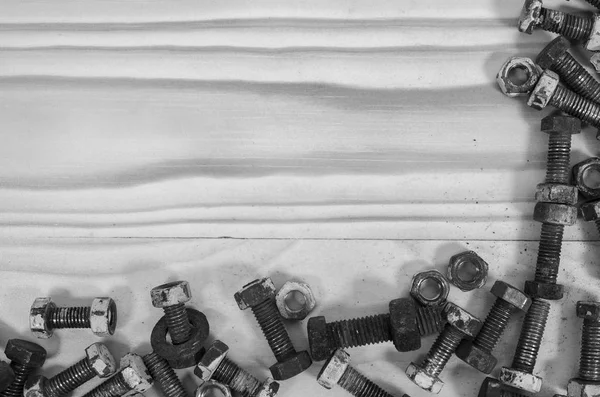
[550,85,600,129]
[545,133,572,185]
[338,365,395,397]
[475,299,517,353]
[250,299,296,362]
[326,314,391,348]
[143,352,187,397]
[534,223,564,284]
[580,319,600,382]
[586,0,600,9]
[213,358,262,397]
[421,326,464,377]
[511,299,550,373]
[416,306,445,337]
[556,53,600,103]
[163,303,192,345]
[0,363,33,397]
[45,358,96,397]
[48,306,91,329]
[539,8,594,41]
[81,372,130,397]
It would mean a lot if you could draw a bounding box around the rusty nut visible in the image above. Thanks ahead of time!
[195,381,232,397]
[497,56,542,97]
[535,183,578,206]
[90,297,117,337]
[573,158,600,199]
[447,251,488,292]
[29,298,56,339]
[410,270,450,307]
[275,281,316,321]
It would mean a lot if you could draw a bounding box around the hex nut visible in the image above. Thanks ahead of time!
[194,340,229,382]
[536,37,570,69]
[150,281,192,309]
[234,278,276,310]
[269,351,312,381]
[541,114,581,136]
[581,200,600,222]
[119,353,153,393]
[444,302,482,339]
[275,281,316,321]
[499,367,542,393]
[577,301,600,321]
[587,15,600,52]
[5,339,47,368]
[533,202,577,226]
[405,363,444,394]
[317,349,350,390]
[568,378,600,397]
[524,280,564,301]
[389,298,421,352]
[573,158,600,199]
[195,380,233,397]
[24,375,46,397]
[518,0,543,34]
[527,70,560,110]
[30,298,56,339]
[410,270,450,307]
[455,341,497,374]
[85,343,117,378]
[255,378,280,397]
[90,297,117,337]
[491,281,531,312]
[307,316,332,362]
[497,57,542,97]
[447,251,489,292]
[535,183,578,206]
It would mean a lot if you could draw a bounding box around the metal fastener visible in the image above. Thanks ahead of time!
[410,270,450,307]
[234,278,312,380]
[573,158,600,199]
[275,281,316,321]
[150,281,193,345]
[0,363,13,394]
[566,302,600,397]
[142,352,188,397]
[0,339,47,397]
[195,381,232,397]
[81,353,153,397]
[447,251,489,292]
[479,377,529,397]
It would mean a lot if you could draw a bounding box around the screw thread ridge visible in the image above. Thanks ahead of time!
[545,133,573,185]
[214,358,262,397]
[0,363,33,397]
[326,314,391,348]
[580,319,600,382]
[475,299,516,353]
[81,373,130,397]
[338,365,395,397]
[48,307,91,329]
[586,0,600,9]
[539,8,594,40]
[421,326,464,377]
[556,53,600,103]
[535,223,565,284]
[251,299,296,361]
[416,306,445,337]
[143,352,187,397]
[163,304,192,345]
[551,86,600,129]
[45,358,96,397]
[512,299,550,373]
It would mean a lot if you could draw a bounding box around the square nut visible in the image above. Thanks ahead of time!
[535,183,578,206]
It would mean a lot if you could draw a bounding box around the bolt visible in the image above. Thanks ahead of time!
[0,363,13,394]
[478,377,529,397]
[150,281,193,345]
[576,301,600,382]
[308,298,445,361]
[81,353,153,397]
[0,339,47,397]
[234,278,312,380]
[318,349,408,397]
[142,352,188,397]
[456,281,531,374]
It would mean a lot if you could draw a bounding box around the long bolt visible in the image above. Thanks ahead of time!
[473,299,521,354]
[421,327,465,377]
[576,302,600,382]
[212,357,275,397]
[533,81,600,130]
[143,352,188,397]
[511,298,551,374]
[82,354,152,397]
[251,297,296,361]
[0,340,46,397]
[151,281,193,345]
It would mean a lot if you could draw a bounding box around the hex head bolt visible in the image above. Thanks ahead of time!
[81,353,153,397]
[566,302,600,396]
[142,352,188,397]
[456,281,531,374]
[195,340,280,397]
[234,278,312,380]
[0,339,47,397]
[478,378,529,397]
[308,298,445,361]
[151,281,193,345]
[405,303,482,394]
[318,349,408,397]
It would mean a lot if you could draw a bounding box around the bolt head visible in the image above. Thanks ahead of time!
[527,70,560,111]
[269,350,312,381]
[405,362,444,394]
[568,378,600,397]
[577,301,600,321]
[150,281,192,308]
[119,353,153,393]
[29,298,56,339]
[317,349,350,390]
[410,270,450,307]
[90,297,117,337]
[581,200,600,222]
[24,376,47,397]
[497,57,542,97]
[524,280,564,301]
[455,341,497,374]
[443,302,482,339]
[448,251,489,292]
[234,278,276,310]
[518,0,543,34]
[533,202,577,226]
[389,298,421,352]
[194,340,229,382]
[478,377,503,397]
[535,183,578,206]
[541,114,581,135]
[491,281,531,312]
[307,316,333,362]
[499,367,543,393]
[256,378,280,397]
[5,339,47,368]
[536,37,570,69]
[85,343,117,378]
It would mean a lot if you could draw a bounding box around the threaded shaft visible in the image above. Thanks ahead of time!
[45,358,96,397]
[48,306,91,329]
[539,8,594,41]
[416,306,445,337]
[580,319,600,382]
[163,304,192,345]
[0,363,33,397]
[550,85,600,129]
[534,223,564,284]
[250,299,296,361]
[545,133,572,185]
[213,358,262,397]
[586,0,600,9]
[511,299,551,373]
[143,352,187,397]
[338,365,395,397]
[81,372,130,397]
[555,53,600,103]
[475,299,517,353]
[326,314,391,348]
[421,326,464,377]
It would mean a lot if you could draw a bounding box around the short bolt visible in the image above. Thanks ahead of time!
[82,353,153,397]
[0,339,47,397]
[150,281,193,345]
[478,378,529,397]
[576,301,600,382]
[143,352,188,397]
[318,349,408,397]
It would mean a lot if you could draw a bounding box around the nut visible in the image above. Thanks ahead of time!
[447,251,488,292]
[150,281,192,309]
[24,375,46,397]
[518,0,543,34]
[90,297,117,337]
[275,281,316,321]
[455,341,497,374]
[317,349,349,390]
[255,378,279,397]
[269,351,312,381]
[568,378,600,397]
[497,57,542,97]
[405,363,444,394]
[195,381,232,397]
[194,340,229,382]
[491,281,531,312]
[234,278,276,310]
[524,280,563,300]
[389,298,421,352]
[541,114,581,136]
[573,158,600,199]
[85,343,117,378]
[581,200,600,222]
[499,367,542,393]
[536,37,570,69]
[29,298,56,339]
[535,183,578,206]
[527,70,560,110]
[119,353,153,393]
[5,339,47,368]
[586,15,600,52]
[307,316,333,362]
[533,202,577,226]
[577,301,600,321]
[410,270,450,307]
[444,302,482,339]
